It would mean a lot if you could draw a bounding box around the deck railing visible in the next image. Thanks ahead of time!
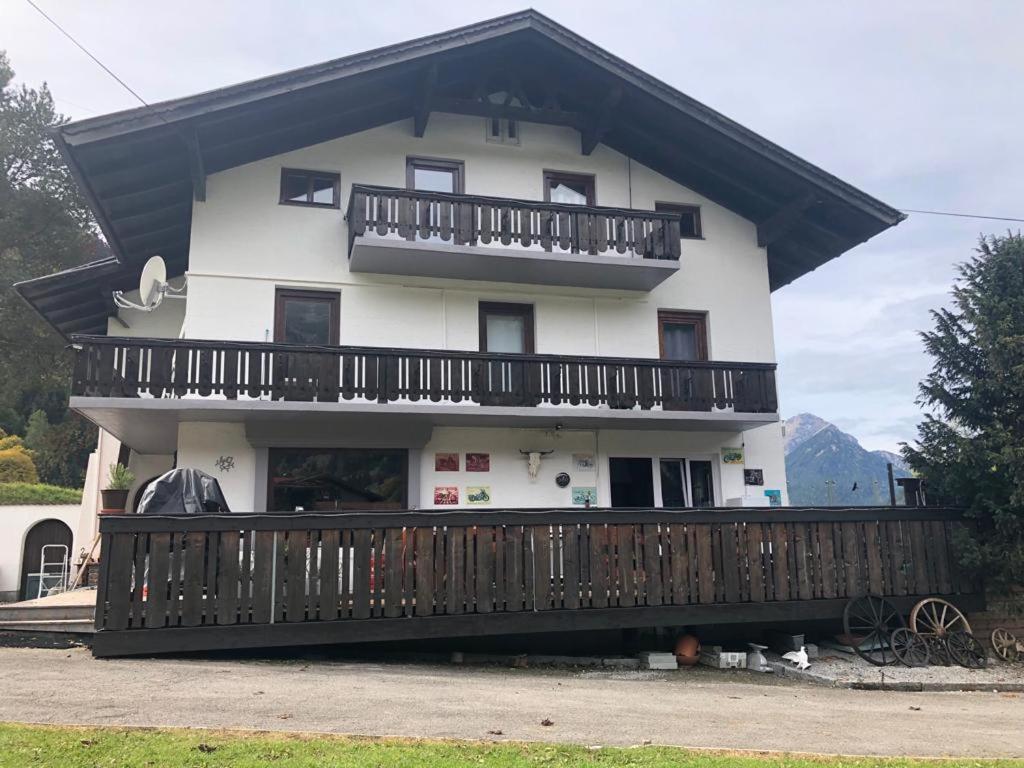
[91,507,977,656]
[347,184,683,260]
[70,336,778,414]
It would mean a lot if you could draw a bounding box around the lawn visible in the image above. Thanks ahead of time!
[0,724,1021,768]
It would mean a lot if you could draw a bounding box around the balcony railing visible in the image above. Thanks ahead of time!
[71,336,778,414]
[347,184,683,261]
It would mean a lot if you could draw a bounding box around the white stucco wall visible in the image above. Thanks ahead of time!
[0,505,81,601]
[176,422,256,512]
[177,113,776,363]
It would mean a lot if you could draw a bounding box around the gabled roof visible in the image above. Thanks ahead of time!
[18,9,904,337]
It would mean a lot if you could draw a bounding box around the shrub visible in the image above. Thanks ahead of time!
[0,482,81,505]
[0,434,26,451]
[0,447,38,483]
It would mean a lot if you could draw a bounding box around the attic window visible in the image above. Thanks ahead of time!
[280,168,340,208]
[485,118,520,146]
[656,202,702,239]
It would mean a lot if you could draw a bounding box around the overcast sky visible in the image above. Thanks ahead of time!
[5,1,1023,451]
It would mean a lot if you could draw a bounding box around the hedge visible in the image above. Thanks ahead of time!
[0,482,82,505]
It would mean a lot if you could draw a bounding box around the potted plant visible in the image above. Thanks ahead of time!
[101,463,135,514]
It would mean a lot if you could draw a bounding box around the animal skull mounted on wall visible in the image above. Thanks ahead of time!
[519,449,554,479]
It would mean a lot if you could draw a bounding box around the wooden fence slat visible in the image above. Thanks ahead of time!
[771,524,789,601]
[144,532,170,629]
[746,523,765,602]
[669,524,689,604]
[180,533,206,627]
[414,527,434,617]
[643,524,664,606]
[533,525,554,610]
[476,526,495,613]
[104,533,135,631]
[129,532,148,628]
[319,530,340,621]
[865,522,885,595]
[589,525,609,608]
[216,531,241,625]
[251,531,274,624]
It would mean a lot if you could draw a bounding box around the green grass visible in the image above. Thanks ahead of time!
[0,482,82,505]
[0,724,1020,768]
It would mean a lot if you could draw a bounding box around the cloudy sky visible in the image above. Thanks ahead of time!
[6,1,1023,451]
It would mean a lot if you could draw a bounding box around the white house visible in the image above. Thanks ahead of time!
[19,11,903,526]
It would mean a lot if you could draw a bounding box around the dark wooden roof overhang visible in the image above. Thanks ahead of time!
[20,9,903,338]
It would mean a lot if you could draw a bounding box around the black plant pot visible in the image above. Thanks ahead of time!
[100,488,130,513]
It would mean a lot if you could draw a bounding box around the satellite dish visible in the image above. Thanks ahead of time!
[138,256,167,307]
[113,254,185,312]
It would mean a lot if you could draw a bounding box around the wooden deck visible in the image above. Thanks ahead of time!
[91,507,980,657]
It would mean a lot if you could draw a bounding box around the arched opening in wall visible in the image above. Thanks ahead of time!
[132,476,162,513]
[19,519,73,601]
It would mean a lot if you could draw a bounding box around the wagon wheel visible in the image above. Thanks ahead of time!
[910,597,971,638]
[925,634,951,666]
[889,627,930,668]
[990,628,1020,663]
[843,595,905,666]
[947,631,987,669]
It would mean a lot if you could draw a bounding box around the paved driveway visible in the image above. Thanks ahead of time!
[0,648,1021,758]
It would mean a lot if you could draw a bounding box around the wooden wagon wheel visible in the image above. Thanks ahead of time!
[889,627,930,667]
[909,597,971,638]
[843,595,905,666]
[991,628,1021,663]
[946,630,987,669]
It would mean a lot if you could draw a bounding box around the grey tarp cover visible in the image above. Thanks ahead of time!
[136,468,231,515]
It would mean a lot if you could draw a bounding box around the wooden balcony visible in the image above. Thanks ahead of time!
[347,185,682,290]
[90,506,980,657]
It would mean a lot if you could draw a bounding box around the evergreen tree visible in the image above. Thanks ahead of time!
[903,233,1024,588]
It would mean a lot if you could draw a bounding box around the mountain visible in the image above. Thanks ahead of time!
[783,414,911,505]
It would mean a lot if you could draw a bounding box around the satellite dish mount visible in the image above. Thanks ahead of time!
[112,255,185,312]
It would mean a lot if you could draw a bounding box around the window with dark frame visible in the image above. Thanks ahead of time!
[279,168,340,208]
[274,289,340,346]
[543,170,595,206]
[655,202,702,239]
[406,156,465,193]
[658,310,708,362]
[268,447,408,511]
[479,301,535,354]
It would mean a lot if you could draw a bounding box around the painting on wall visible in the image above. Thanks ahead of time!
[466,486,491,504]
[764,489,782,507]
[571,487,598,506]
[434,486,459,505]
[744,468,764,486]
[572,453,595,471]
[434,452,459,472]
[721,447,744,465]
[466,453,490,472]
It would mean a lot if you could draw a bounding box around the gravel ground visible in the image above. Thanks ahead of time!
[772,648,1024,687]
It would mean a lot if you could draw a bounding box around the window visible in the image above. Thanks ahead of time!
[268,448,407,511]
[486,117,520,145]
[689,460,715,507]
[274,289,339,345]
[406,156,464,194]
[543,170,595,206]
[658,310,708,361]
[659,459,688,507]
[609,457,655,508]
[479,302,534,354]
[656,202,702,239]
[279,168,340,208]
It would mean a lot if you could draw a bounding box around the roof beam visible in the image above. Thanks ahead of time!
[182,128,207,202]
[757,192,820,248]
[432,97,585,129]
[581,87,621,156]
[413,63,438,138]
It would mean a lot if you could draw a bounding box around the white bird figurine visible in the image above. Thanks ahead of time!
[782,646,810,670]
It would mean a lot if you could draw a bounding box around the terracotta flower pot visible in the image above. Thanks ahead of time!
[100,488,130,514]
[674,634,701,666]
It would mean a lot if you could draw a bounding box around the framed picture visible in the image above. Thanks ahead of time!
[571,487,598,505]
[466,486,491,505]
[764,489,782,507]
[744,468,764,486]
[721,447,744,465]
[434,452,459,472]
[466,452,490,472]
[434,486,459,505]
[572,453,595,471]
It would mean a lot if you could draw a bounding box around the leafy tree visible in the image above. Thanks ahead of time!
[32,412,94,488]
[0,51,99,485]
[903,233,1024,589]
[23,408,48,450]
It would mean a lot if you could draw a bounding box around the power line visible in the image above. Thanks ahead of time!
[25,0,149,107]
[900,208,1024,224]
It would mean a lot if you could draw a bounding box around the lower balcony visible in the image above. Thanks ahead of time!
[70,336,778,453]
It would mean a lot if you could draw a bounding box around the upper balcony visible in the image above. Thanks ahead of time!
[346,185,682,291]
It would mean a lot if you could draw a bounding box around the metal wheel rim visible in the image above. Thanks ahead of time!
[991,628,1020,663]
[889,627,930,668]
[946,630,987,669]
[843,595,905,666]
[910,598,971,638]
